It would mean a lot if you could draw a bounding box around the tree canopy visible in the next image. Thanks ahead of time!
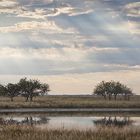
[5,83,20,101]
[0,78,50,102]
[93,81,133,100]
[0,84,7,96]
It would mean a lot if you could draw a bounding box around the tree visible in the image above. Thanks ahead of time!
[113,82,122,100]
[40,83,50,96]
[0,84,7,96]
[18,78,41,102]
[105,81,114,100]
[94,81,107,99]
[18,78,50,102]
[18,78,30,101]
[93,81,133,100]
[121,85,133,100]
[5,83,20,101]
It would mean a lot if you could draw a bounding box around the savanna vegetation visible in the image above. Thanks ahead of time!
[0,125,139,140]
[94,81,133,100]
[0,79,139,109]
[0,78,50,102]
[0,95,139,108]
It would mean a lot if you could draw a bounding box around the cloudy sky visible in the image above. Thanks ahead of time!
[0,0,140,94]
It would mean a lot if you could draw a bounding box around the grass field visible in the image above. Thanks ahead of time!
[0,95,139,108]
[0,125,139,140]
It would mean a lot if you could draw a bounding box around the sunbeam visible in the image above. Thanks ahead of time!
[0,0,140,94]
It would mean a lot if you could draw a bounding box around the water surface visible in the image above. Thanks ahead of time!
[0,114,140,130]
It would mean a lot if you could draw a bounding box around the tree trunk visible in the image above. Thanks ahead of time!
[30,96,33,102]
[127,95,130,101]
[25,96,29,102]
[103,95,106,100]
[109,94,112,100]
[124,94,127,100]
[11,97,13,102]
[114,95,117,100]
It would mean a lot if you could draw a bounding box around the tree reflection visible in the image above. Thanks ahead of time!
[0,116,49,126]
[93,116,133,127]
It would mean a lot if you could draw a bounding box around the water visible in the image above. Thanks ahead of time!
[0,114,140,130]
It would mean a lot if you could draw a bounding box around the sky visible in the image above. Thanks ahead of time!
[0,0,140,95]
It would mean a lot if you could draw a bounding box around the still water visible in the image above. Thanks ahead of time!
[0,115,140,130]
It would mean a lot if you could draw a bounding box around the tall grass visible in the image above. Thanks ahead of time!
[0,125,139,140]
[0,95,139,108]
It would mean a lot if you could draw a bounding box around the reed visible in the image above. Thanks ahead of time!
[0,125,139,140]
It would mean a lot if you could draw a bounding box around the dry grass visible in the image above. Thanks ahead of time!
[0,125,139,140]
[0,95,139,108]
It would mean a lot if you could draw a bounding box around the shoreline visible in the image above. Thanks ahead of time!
[0,108,140,113]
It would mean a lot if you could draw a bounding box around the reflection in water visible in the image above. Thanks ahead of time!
[0,115,139,130]
[22,116,50,126]
[0,116,49,126]
[93,117,133,127]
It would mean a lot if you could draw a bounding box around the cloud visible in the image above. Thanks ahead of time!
[0,0,140,76]
[16,8,48,19]
[0,45,117,59]
[46,7,94,17]
[0,0,140,94]
[0,21,77,33]
[0,46,139,75]
[0,0,21,15]
[93,48,140,67]
[29,31,109,49]
[124,2,140,18]
[127,21,140,36]
[0,0,18,8]
[0,0,94,19]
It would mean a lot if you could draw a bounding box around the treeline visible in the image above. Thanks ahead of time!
[0,79,134,102]
[93,81,133,100]
[0,78,50,102]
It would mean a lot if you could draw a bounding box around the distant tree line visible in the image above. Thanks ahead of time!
[0,79,134,102]
[93,81,133,100]
[0,78,50,102]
